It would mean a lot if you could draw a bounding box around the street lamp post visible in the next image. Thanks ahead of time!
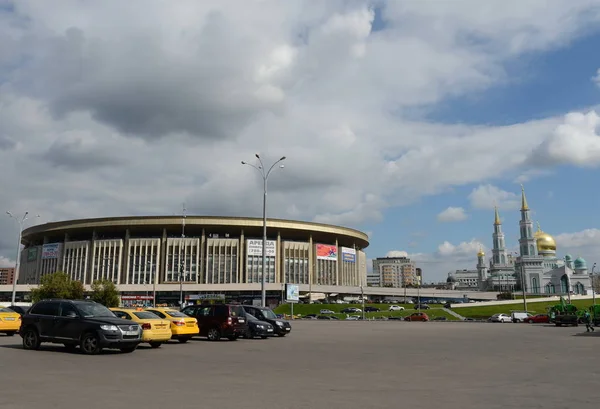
[242,154,286,308]
[6,211,39,305]
[520,263,527,312]
[591,263,597,307]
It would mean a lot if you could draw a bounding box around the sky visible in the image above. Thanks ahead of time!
[1,0,600,283]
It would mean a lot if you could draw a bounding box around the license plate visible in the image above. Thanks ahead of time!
[238,319,245,323]
[4,317,15,321]
[285,327,290,331]
[123,331,138,336]
[186,322,195,326]
[267,329,273,332]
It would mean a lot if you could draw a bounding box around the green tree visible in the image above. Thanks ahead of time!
[31,272,85,302]
[90,279,120,307]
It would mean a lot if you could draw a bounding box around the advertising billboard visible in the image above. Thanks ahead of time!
[246,239,277,257]
[27,247,39,262]
[285,284,300,302]
[341,246,356,263]
[41,243,61,260]
[316,243,337,261]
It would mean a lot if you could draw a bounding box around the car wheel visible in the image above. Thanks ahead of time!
[120,346,137,353]
[207,328,221,341]
[149,342,162,348]
[178,337,191,343]
[22,328,40,350]
[80,332,102,355]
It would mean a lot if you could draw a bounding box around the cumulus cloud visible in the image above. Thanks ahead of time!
[0,256,14,267]
[386,250,409,258]
[437,239,485,259]
[468,184,519,210]
[1,1,600,262]
[437,206,468,222]
[554,229,600,260]
[530,111,600,167]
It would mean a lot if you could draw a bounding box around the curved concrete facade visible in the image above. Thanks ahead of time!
[18,216,369,302]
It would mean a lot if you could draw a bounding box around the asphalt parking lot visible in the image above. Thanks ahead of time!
[0,321,598,409]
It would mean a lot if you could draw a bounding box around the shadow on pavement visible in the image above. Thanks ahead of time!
[572,331,599,337]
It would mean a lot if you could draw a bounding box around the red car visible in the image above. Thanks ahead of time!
[404,312,429,322]
[524,314,550,323]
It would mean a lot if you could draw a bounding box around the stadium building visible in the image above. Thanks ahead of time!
[16,216,369,306]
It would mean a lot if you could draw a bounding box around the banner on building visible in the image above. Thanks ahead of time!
[246,239,277,257]
[316,243,337,261]
[341,247,356,263]
[41,243,61,259]
[27,247,38,262]
[285,284,300,302]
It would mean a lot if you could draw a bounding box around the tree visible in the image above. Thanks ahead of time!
[90,279,120,307]
[31,272,84,302]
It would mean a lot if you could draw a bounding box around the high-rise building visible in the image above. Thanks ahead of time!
[371,256,416,288]
[0,267,15,285]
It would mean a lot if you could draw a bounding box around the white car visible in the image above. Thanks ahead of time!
[389,305,405,311]
[320,309,335,314]
[346,315,361,320]
[489,313,512,323]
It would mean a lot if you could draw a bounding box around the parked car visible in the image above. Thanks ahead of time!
[317,315,333,320]
[346,315,362,320]
[244,313,274,339]
[146,307,200,343]
[181,304,247,341]
[341,307,362,313]
[404,312,429,322]
[6,305,29,316]
[20,299,141,354]
[364,306,380,312]
[524,314,550,324]
[414,304,430,310]
[303,314,317,320]
[0,307,21,336]
[434,316,448,321]
[111,308,172,348]
[242,306,292,337]
[489,313,512,323]
[320,309,335,314]
[389,305,405,311]
[511,312,533,323]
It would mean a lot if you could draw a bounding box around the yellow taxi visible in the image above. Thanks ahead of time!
[110,308,172,348]
[0,307,21,336]
[145,307,199,343]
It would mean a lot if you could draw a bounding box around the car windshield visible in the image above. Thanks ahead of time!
[76,303,116,318]
[134,311,161,319]
[165,310,187,318]
[0,307,14,313]
[260,309,277,319]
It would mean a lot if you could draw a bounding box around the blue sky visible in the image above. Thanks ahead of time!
[359,28,600,278]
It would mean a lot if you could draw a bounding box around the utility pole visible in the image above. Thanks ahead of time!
[179,203,186,308]
[520,263,527,312]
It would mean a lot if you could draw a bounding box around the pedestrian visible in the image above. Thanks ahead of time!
[584,311,595,332]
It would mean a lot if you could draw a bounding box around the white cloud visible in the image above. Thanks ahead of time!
[468,184,519,210]
[513,168,553,183]
[530,111,600,167]
[437,206,468,222]
[554,229,600,261]
[386,250,409,258]
[0,256,15,268]
[0,1,600,261]
[437,239,485,259]
[592,68,600,88]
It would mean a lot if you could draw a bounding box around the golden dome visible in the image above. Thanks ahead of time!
[535,222,556,252]
[477,248,485,257]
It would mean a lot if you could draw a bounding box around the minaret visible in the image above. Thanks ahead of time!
[477,247,488,290]
[518,185,537,257]
[492,206,508,265]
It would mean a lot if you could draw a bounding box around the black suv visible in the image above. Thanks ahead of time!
[20,299,142,354]
[242,306,291,337]
[181,304,247,341]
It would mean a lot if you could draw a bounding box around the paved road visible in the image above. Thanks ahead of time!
[0,321,598,409]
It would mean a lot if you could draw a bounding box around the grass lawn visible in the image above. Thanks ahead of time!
[274,303,460,321]
[453,299,597,319]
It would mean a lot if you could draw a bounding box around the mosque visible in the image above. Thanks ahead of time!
[449,186,593,295]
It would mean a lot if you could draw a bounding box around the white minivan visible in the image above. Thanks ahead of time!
[511,312,532,323]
